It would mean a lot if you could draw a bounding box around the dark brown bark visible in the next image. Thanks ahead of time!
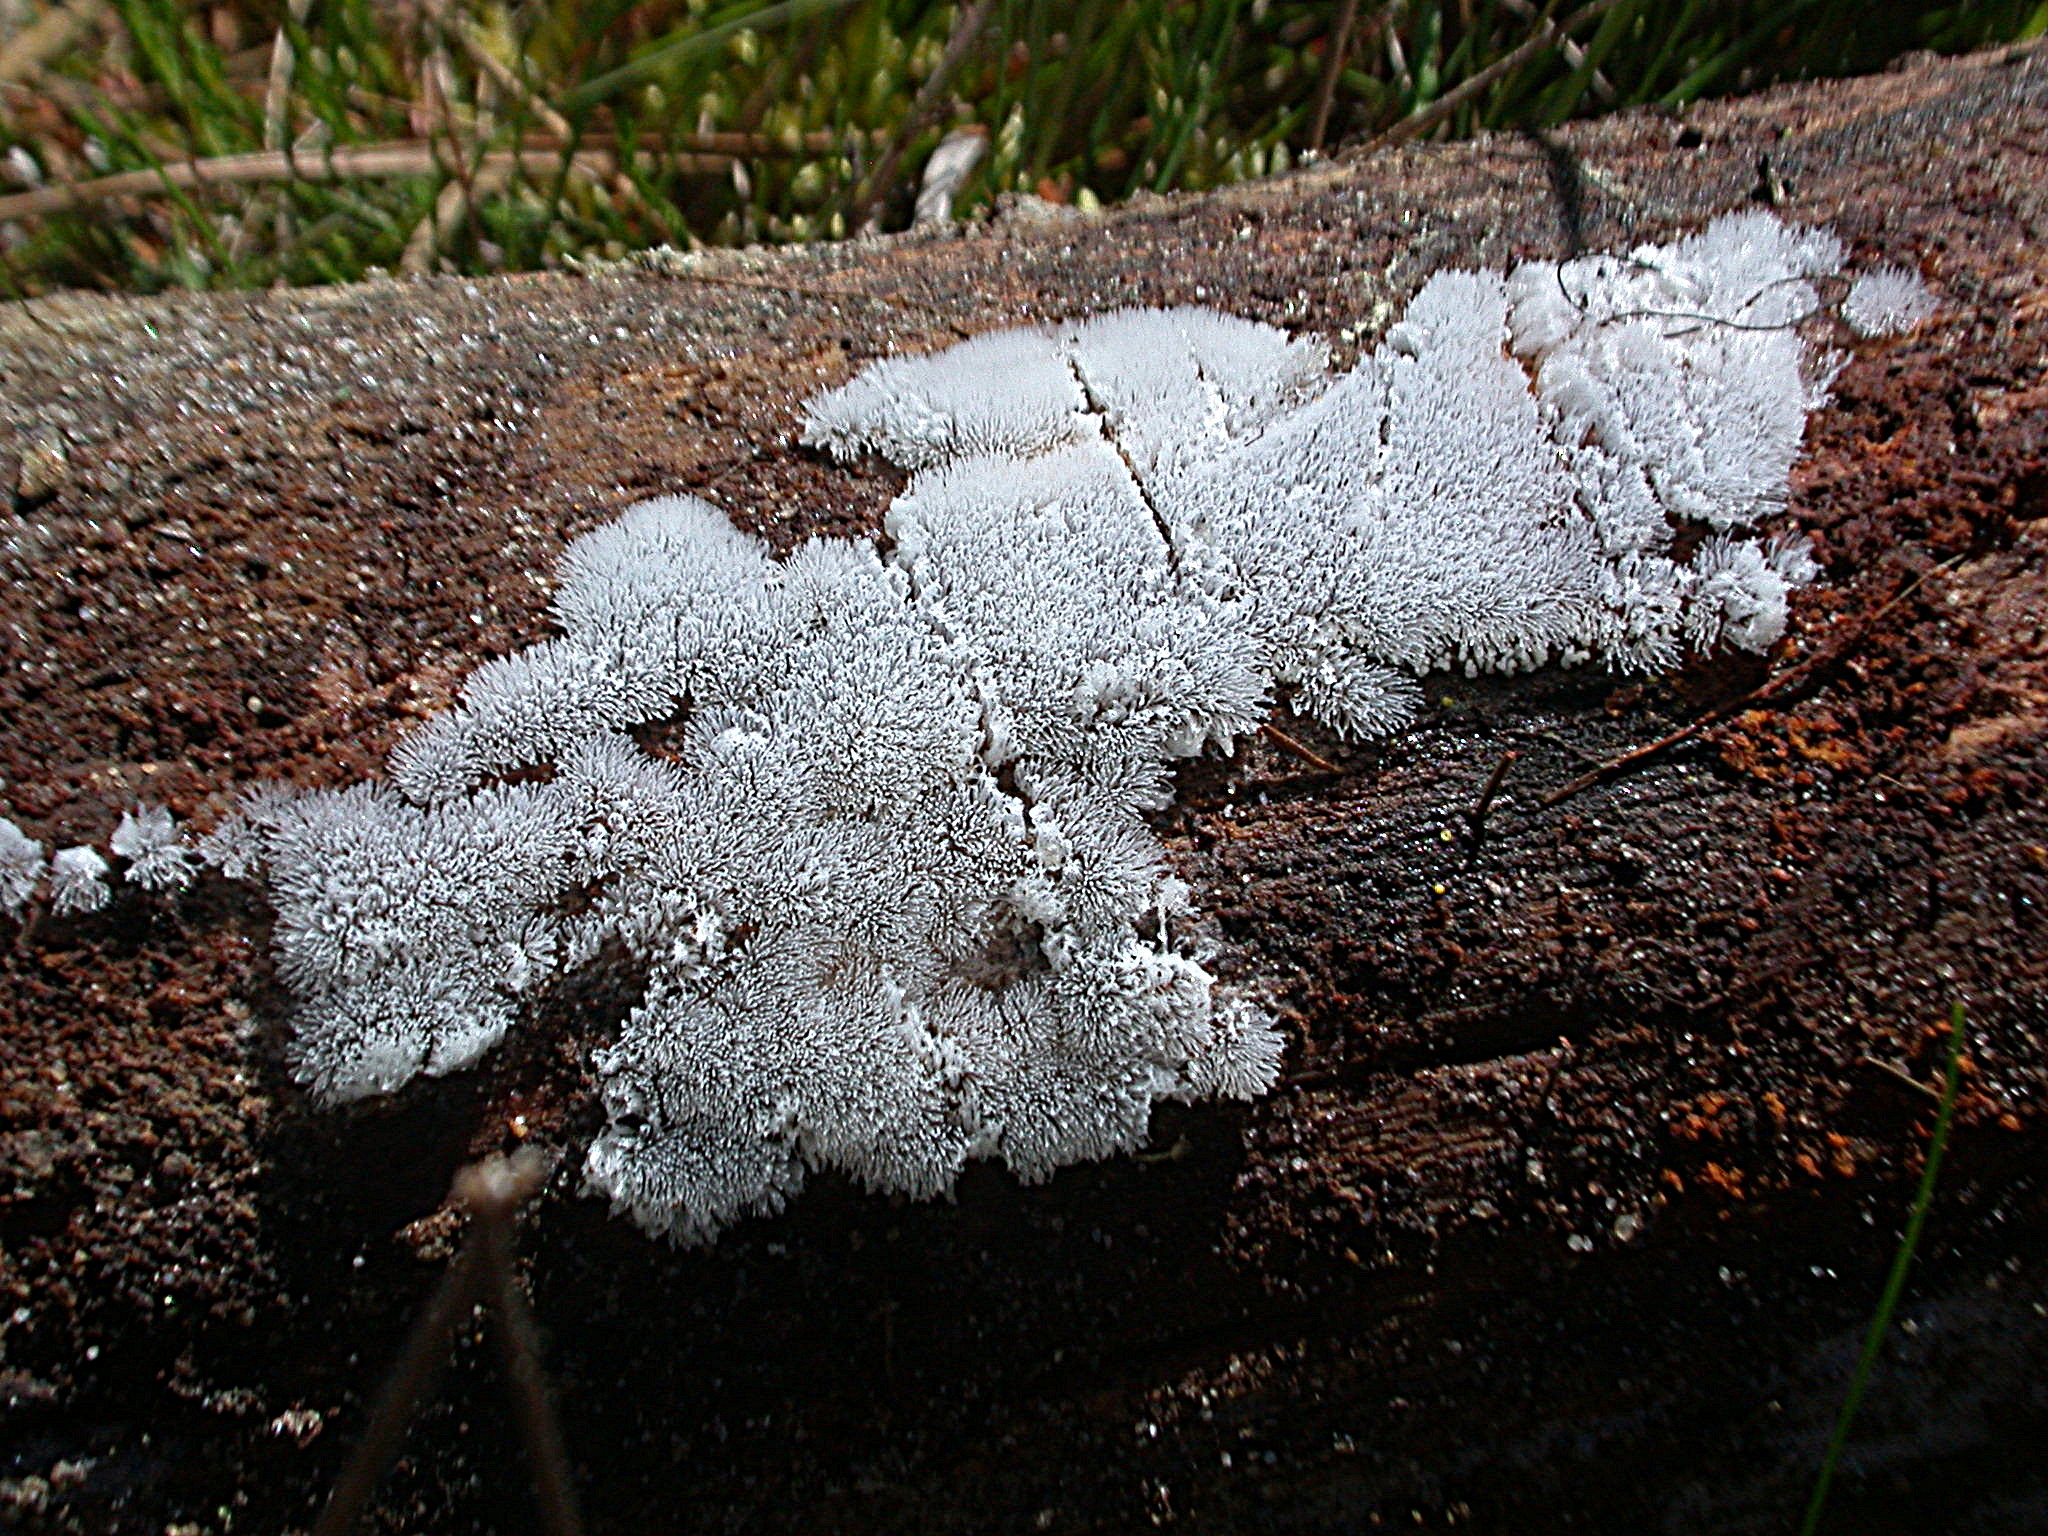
[2,43,2046,1536]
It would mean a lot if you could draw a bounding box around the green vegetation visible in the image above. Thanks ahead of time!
[1799,1000,1971,1536]
[0,1,2041,295]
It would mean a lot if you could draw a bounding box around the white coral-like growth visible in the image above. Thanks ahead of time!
[1842,265,1936,339]
[228,211,1877,1242]
[801,329,1090,469]
[50,846,110,916]
[0,817,45,916]
[259,781,584,1101]
[112,803,196,891]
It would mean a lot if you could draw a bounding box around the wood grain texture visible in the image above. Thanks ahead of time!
[2,43,2045,1535]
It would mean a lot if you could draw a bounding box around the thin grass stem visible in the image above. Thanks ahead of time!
[1797,1000,1970,1536]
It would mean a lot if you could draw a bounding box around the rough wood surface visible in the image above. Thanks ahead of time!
[3,44,2046,1536]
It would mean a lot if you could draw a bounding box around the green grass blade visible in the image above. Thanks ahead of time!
[1797,1000,1969,1536]
[561,0,866,112]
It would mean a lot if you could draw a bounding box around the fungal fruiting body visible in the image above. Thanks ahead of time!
[49,846,110,917]
[0,818,45,916]
[111,803,197,892]
[161,213,1922,1241]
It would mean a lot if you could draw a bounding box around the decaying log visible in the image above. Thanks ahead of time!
[2,43,2046,1536]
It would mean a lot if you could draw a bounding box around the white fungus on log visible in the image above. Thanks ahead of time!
[35,211,1916,1243]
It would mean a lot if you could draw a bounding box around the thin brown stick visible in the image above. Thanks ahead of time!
[0,74,847,152]
[310,1242,489,1536]
[1262,722,1343,775]
[1540,557,1961,809]
[1500,0,1617,103]
[1368,0,1622,150]
[1860,1055,1943,1103]
[1465,749,1518,835]
[483,1224,586,1536]
[1306,0,1362,154]
[681,128,863,156]
[0,142,734,221]
[849,0,997,231]
[313,1150,561,1536]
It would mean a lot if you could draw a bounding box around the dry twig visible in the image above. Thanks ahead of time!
[0,141,732,221]
[1306,0,1362,154]
[1369,0,1623,150]
[1860,1055,1943,1103]
[1500,0,1618,104]
[1261,721,1343,775]
[1465,749,1519,836]
[312,1149,582,1536]
[1541,557,1961,808]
